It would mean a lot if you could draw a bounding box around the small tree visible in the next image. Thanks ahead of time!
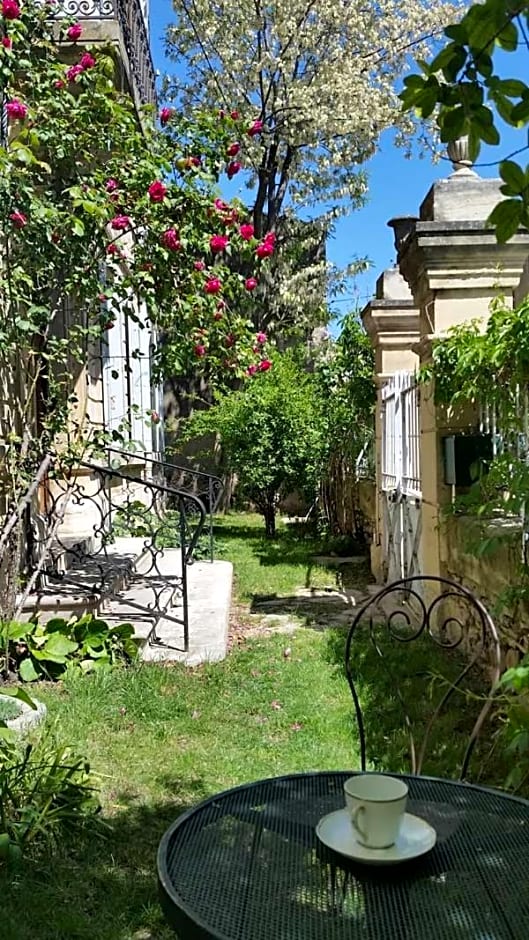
[178,353,324,536]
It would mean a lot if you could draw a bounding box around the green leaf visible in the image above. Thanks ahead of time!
[488,198,524,242]
[42,633,78,661]
[496,21,518,52]
[499,160,526,193]
[496,78,527,98]
[19,657,41,683]
[0,686,36,709]
[72,218,85,237]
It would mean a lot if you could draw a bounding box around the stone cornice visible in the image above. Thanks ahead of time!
[362,303,420,342]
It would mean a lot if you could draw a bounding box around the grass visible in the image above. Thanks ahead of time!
[0,695,22,722]
[213,511,358,602]
[0,512,507,938]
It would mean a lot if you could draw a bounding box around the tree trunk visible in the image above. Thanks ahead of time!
[263,496,276,538]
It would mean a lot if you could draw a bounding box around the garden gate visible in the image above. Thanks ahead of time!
[381,371,422,582]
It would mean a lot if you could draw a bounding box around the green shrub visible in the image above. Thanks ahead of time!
[1,615,138,682]
[0,697,22,722]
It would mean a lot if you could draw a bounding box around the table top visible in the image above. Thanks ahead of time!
[158,771,529,940]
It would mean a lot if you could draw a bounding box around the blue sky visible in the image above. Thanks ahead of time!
[149,2,524,320]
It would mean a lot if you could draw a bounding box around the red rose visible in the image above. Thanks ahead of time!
[247,364,258,376]
[227,142,240,157]
[230,110,239,120]
[227,161,242,179]
[225,333,235,348]
[209,234,229,253]
[213,311,223,321]
[160,107,174,126]
[256,241,274,259]
[54,79,65,89]
[67,23,82,41]
[205,278,222,294]
[9,210,26,228]
[239,223,254,240]
[79,52,96,69]
[256,331,267,344]
[258,359,272,371]
[248,119,264,137]
[161,228,181,250]
[66,64,84,82]
[214,198,230,212]
[2,35,11,48]
[1,0,20,20]
[194,344,206,357]
[148,180,167,203]
[6,98,27,120]
[107,243,118,254]
[110,215,131,231]
[194,260,205,271]
[245,277,258,291]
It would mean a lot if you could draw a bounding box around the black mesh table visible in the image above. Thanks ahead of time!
[157,772,529,939]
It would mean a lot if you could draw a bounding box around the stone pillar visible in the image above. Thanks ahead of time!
[361,268,420,581]
[391,146,529,577]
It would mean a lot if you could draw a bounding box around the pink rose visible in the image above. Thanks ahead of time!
[245,277,258,291]
[105,178,118,193]
[258,359,272,372]
[110,215,131,231]
[151,410,161,424]
[230,109,239,120]
[210,234,229,253]
[205,277,222,294]
[239,223,254,241]
[189,155,201,167]
[67,23,82,41]
[54,79,65,89]
[6,98,27,120]
[79,52,96,70]
[106,243,118,254]
[2,35,11,48]
[256,331,267,344]
[66,64,84,82]
[227,142,240,157]
[148,180,167,203]
[161,228,181,250]
[194,260,205,271]
[248,119,264,137]
[264,231,276,245]
[256,241,274,259]
[247,364,258,376]
[194,344,206,357]
[1,0,20,19]
[160,107,174,126]
[9,210,26,228]
[227,161,242,179]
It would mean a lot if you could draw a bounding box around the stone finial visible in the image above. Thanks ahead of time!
[447,136,478,177]
[387,216,419,252]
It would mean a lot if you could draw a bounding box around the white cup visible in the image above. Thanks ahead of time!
[344,774,408,849]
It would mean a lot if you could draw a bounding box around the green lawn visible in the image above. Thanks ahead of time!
[0,512,507,939]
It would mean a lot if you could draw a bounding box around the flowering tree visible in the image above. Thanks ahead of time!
[165,0,456,332]
[0,0,270,618]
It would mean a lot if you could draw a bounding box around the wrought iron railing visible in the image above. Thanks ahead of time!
[103,448,224,563]
[28,452,206,652]
[48,0,156,107]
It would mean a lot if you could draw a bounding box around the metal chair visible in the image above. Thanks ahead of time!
[344,575,502,780]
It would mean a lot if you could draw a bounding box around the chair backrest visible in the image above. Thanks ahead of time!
[344,575,502,780]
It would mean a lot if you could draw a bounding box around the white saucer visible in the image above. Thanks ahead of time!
[316,809,437,866]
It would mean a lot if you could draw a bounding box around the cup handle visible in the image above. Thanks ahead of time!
[351,804,367,841]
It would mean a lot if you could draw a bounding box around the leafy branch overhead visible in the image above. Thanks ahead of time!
[401,0,529,242]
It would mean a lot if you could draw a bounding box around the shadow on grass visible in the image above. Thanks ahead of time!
[0,776,210,940]
[249,592,357,628]
[324,627,507,789]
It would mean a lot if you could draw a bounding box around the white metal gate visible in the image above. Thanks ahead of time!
[381,372,422,582]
